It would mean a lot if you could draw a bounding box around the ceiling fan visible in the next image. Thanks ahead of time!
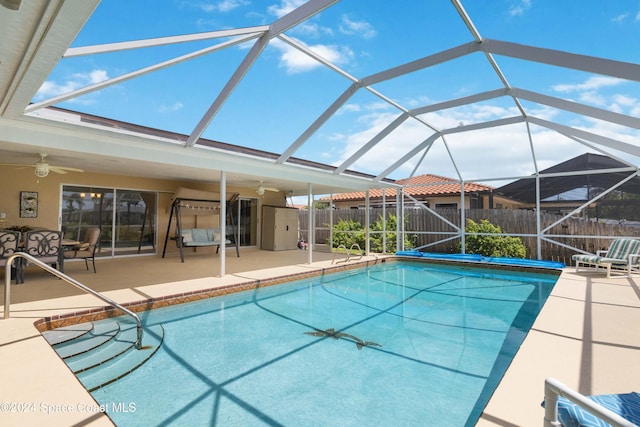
[256,180,279,196]
[1,153,84,177]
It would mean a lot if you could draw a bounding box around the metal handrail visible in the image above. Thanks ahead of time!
[3,252,143,350]
[349,243,363,261]
[332,244,349,264]
[332,243,364,264]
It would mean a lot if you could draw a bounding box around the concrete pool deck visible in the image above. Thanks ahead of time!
[1,248,639,426]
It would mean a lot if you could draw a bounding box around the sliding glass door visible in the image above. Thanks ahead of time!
[61,186,157,257]
[234,197,258,247]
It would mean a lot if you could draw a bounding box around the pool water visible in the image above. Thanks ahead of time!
[91,261,558,426]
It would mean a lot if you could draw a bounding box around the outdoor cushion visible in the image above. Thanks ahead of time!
[191,228,209,242]
[572,238,640,277]
[179,228,230,247]
[556,391,640,426]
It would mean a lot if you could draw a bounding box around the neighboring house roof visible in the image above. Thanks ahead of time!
[496,153,640,204]
[324,174,495,202]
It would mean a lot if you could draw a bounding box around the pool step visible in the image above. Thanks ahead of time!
[41,322,94,346]
[46,322,121,359]
[42,321,164,392]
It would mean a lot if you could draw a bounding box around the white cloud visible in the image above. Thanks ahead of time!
[271,38,353,74]
[508,0,531,17]
[552,76,624,93]
[182,0,248,13]
[215,0,249,12]
[338,104,361,114]
[611,13,629,23]
[268,0,307,18]
[339,15,376,39]
[579,91,607,107]
[35,69,110,101]
[551,76,639,115]
[328,97,638,183]
[293,21,334,38]
[159,101,184,113]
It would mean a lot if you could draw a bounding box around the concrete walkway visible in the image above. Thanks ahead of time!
[2,249,639,426]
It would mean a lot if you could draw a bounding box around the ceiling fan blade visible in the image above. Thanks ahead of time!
[0,163,29,168]
[50,166,84,174]
[264,187,279,192]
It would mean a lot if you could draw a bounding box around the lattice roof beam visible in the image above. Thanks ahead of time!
[529,116,640,157]
[26,33,260,113]
[481,39,640,82]
[333,113,410,174]
[451,0,527,117]
[186,0,339,147]
[63,26,270,57]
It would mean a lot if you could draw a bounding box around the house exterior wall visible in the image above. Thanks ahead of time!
[0,166,285,257]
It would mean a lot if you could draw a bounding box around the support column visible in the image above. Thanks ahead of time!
[220,171,226,277]
[365,189,370,255]
[307,183,313,264]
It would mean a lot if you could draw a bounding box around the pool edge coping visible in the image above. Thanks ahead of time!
[33,256,562,333]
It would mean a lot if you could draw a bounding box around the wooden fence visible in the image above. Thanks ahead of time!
[299,208,640,264]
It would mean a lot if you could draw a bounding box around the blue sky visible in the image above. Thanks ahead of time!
[34,0,640,184]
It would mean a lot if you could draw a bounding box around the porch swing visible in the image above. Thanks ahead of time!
[161,187,240,262]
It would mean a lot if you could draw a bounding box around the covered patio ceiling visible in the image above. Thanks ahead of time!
[0,0,639,196]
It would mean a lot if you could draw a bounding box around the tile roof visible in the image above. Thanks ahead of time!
[326,174,495,202]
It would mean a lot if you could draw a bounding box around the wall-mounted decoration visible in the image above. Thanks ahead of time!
[20,191,38,218]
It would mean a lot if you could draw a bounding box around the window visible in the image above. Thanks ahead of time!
[61,186,157,257]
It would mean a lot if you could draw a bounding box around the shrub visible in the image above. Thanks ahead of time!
[463,219,527,258]
[329,214,415,253]
[369,214,414,253]
[329,218,365,249]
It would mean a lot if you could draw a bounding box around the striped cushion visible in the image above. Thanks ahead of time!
[606,239,640,260]
[557,392,640,426]
[572,239,640,265]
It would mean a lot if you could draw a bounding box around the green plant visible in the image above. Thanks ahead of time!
[369,214,414,253]
[462,218,527,258]
[329,214,414,253]
[329,218,365,249]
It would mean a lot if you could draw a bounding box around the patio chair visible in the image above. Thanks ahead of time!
[20,230,62,283]
[64,227,100,273]
[572,238,640,278]
[0,230,20,282]
[544,377,640,427]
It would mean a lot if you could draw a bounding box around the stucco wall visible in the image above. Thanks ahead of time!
[0,166,284,256]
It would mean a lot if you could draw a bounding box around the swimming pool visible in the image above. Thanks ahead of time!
[88,260,558,426]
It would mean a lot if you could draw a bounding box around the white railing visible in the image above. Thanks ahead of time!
[332,243,364,264]
[544,377,636,427]
[4,252,143,349]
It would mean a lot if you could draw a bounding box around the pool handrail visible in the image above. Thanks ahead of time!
[3,252,143,350]
[332,243,364,264]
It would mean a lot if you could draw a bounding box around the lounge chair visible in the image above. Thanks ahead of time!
[544,377,640,427]
[572,238,640,278]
